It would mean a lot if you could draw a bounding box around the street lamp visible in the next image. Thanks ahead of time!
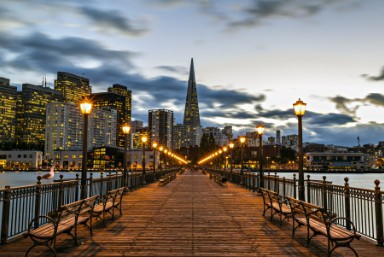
[229,142,234,180]
[80,97,93,199]
[256,124,265,189]
[122,122,130,191]
[159,146,164,170]
[293,98,307,201]
[152,142,157,174]
[239,136,246,175]
[141,135,148,184]
[164,149,168,169]
[223,146,228,170]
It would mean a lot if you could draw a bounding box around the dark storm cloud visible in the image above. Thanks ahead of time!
[259,109,293,120]
[0,32,135,74]
[328,96,358,116]
[329,93,384,117]
[198,87,265,108]
[229,0,357,28]
[80,7,148,36]
[362,66,384,81]
[156,65,188,75]
[306,111,356,126]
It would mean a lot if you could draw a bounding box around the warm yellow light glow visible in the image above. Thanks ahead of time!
[122,123,131,135]
[223,147,228,152]
[164,149,168,154]
[256,124,265,135]
[141,135,148,143]
[239,136,246,144]
[80,98,93,115]
[219,150,222,154]
[293,98,307,117]
[159,146,164,151]
[152,142,158,148]
[229,142,234,149]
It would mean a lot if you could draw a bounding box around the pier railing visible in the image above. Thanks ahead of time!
[0,168,177,244]
[207,168,384,246]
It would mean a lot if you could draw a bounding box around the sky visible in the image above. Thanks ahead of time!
[1,0,384,147]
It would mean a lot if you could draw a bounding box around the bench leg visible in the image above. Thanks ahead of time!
[25,242,56,257]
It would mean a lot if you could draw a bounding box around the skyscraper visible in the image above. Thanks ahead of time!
[148,109,173,149]
[16,83,64,147]
[91,92,126,147]
[107,84,131,123]
[0,78,17,144]
[54,72,91,103]
[182,58,202,147]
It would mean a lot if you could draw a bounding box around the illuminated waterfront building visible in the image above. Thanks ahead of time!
[16,83,64,147]
[148,109,174,150]
[172,124,184,150]
[91,92,126,147]
[45,102,117,159]
[0,77,17,144]
[107,84,131,123]
[54,72,91,103]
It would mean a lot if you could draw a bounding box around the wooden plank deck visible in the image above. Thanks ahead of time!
[1,169,383,256]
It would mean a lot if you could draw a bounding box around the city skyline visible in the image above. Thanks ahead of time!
[1,0,384,146]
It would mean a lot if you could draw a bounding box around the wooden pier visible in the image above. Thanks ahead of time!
[1,170,383,256]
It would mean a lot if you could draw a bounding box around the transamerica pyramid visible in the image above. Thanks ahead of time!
[182,58,202,147]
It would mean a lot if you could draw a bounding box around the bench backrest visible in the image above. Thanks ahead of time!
[54,199,84,222]
[286,196,328,224]
[80,195,100,214]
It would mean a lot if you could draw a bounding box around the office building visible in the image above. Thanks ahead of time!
[91,92,126,147]
[0,78,17,144]
[54,72,91,103]
[16,83,64,147]
[148,109,173,149]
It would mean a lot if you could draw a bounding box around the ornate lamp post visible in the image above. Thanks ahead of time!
[122,122,131,191]
[152,142,157,174]
[141,135,148,178]
[256,124,265,189]
[80,97,93,199]
[159,146,164,170]
[223,146,228,170]
[293,98,307,201]
[163,149,168,169]
[229,142,234,180]
[239,136,246,175]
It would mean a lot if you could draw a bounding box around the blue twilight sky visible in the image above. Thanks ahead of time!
[1,0,384,146]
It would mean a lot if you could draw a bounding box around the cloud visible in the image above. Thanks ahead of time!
[80,7,148,36]
[328,96,359,116]
[362,66,384,81]
[0,32,136,75]
[225,0,358,29]
[156,65,188,75]
[306,111,356,126]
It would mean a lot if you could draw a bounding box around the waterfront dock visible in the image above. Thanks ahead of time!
[1,170,383,256]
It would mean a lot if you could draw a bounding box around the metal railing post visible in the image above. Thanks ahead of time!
[293,174,297,199]
[344,177,351,230]
[374,180,384,246]
[322,176,328,211]
[1,186,11,244]
[307,175,311,203]
[34,177,42,229]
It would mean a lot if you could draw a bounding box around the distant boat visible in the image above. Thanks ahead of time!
[41,164,55,180]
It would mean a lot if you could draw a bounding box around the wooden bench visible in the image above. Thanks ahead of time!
[92,187,125,223]
[286,196,361,257]
[213,174,228,186]
[260,188,291,225]
[158,173,176,187]
[25,195,99,257]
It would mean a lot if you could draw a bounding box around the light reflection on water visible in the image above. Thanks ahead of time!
[0,171,103,188]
